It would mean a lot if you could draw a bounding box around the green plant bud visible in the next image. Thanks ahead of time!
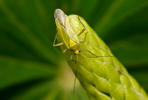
[54,9,148,100]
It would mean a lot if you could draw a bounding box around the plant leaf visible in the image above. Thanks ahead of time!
[110,34,148,66]
[94,0,148,38]
[0,0,61,65]
[0,56,56,90]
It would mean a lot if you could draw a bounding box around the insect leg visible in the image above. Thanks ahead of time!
[80,31,88,43]
[70,54,76,63]
[77,16,88,43]
[77,16,85,36]
[62,49,67,53]
[70,54,73,61]
[53,33,64,47]
[73,55,78,94]
[73,70,77,94]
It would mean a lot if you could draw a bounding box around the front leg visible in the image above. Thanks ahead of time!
[53,33,64,47]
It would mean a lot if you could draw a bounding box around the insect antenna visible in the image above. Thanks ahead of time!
[73,70,77,94]
[80,47,114,58]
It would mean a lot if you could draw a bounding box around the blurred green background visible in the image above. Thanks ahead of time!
[0,0,148,100]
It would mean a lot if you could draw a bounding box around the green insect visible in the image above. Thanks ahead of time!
[53,9,110,61]
[53,9,86,56]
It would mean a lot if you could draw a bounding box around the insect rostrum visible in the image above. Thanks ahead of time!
[53,9,148,100]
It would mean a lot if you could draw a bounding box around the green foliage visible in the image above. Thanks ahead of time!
[0,0,148,100]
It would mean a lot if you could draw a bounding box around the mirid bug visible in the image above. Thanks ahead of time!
[53,9,88,59]
[53,9,107,60]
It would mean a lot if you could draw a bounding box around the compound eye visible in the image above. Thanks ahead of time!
[74,50,80,55]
